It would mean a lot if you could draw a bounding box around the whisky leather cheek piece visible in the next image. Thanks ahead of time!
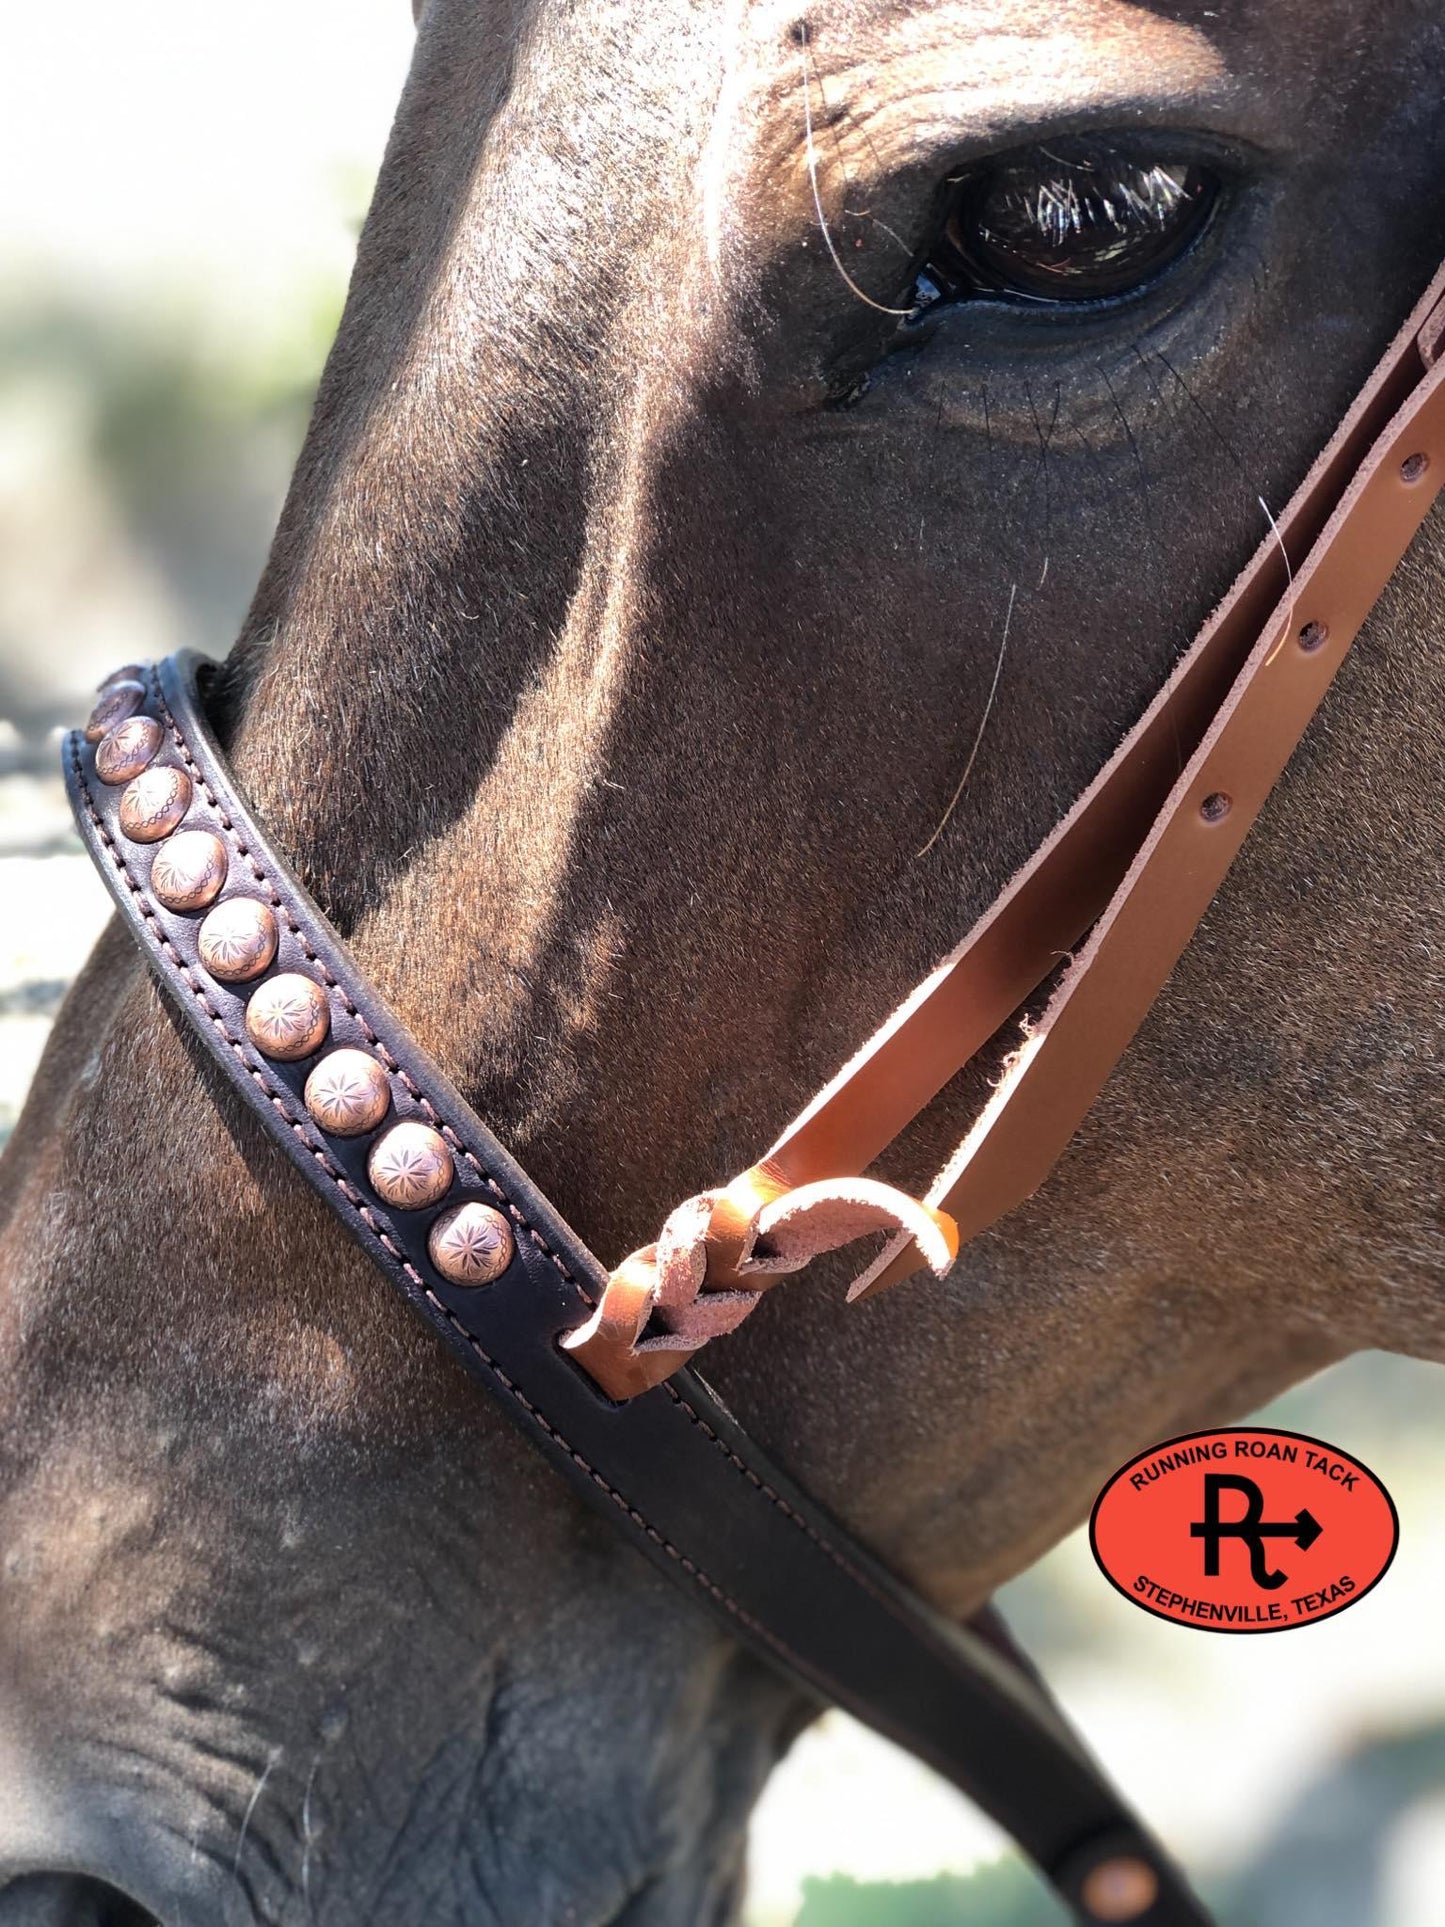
[65,247,1445,1927]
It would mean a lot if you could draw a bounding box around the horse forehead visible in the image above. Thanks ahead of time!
[419,0,1380,276]
[458,0,1369,132]
[418,0,1205,146]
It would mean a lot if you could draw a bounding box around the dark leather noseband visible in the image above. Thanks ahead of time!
[64,249,1445,1926]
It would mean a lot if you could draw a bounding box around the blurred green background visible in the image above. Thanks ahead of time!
[3,8,1443,1923]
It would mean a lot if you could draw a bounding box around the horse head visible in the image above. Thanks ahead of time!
[4,0,1445,1918]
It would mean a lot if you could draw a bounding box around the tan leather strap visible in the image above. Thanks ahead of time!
[860,274,1445,1294]
[574,259,1445,1397]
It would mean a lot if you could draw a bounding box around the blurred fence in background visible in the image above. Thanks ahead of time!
[3,8,1443,1923]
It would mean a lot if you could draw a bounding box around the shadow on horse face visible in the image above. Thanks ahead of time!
[5,0,1445,1918]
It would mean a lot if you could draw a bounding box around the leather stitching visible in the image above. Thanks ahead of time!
[660,1382,916,1623]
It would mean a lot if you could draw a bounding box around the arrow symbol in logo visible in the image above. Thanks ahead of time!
[1189,1475,1325,1590]
[1287,1508,1323,1554]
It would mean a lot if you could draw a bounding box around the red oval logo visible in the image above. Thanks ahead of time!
[1090,1427,1398,1633]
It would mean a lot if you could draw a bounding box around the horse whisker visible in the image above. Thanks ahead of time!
[917,579,1018,858]
[798,31,912,318]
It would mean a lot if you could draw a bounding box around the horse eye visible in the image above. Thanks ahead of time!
[911,143,1219,310]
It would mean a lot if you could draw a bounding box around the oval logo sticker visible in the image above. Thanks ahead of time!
[1090,1427,1398,1633]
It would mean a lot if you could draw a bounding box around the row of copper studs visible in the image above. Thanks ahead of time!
[86,672,513,1289]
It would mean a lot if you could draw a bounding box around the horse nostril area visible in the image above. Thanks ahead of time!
[0,1875,159,1927]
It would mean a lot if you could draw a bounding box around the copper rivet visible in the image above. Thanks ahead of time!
[304,1048,391,1137]
[150,829,228,911]
[97,661,147,694]
[428,1201,514,1287]
[197,896,279,982]
[84,679,145,743]
[245,972,330,1061]
[95,715,163,784]
[368,1121,454,1210]
[117,764,192,842]
[1081,1856,1160,1922]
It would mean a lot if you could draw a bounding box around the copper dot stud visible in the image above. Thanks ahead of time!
[305,1049,391,1137]
[97,661,148,694]
[245,972,330,1061]
[197,896,279,982]
[428,1201,514,1287]
[368,1121,454,1210]
[118,764,192,842]
[150,829,228,911]
[1081,1856,1160,1922]
[95,715,163,784]
[84,679,145,743]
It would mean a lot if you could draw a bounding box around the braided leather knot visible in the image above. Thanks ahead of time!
[562,1168,959,1400]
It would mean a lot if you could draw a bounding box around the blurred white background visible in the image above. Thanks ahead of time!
[3,8,1443,1923]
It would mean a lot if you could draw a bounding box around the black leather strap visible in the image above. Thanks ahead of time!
[65,652,1212,1927]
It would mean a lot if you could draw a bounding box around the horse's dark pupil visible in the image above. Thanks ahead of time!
[916,146,1216,309]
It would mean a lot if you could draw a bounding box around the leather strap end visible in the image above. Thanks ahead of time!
[846,1227,932,1302]
[743,1176,958,1279]
[843,1197,960,1304]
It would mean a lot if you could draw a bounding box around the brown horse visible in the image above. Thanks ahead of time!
[5,0,1445,1919]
